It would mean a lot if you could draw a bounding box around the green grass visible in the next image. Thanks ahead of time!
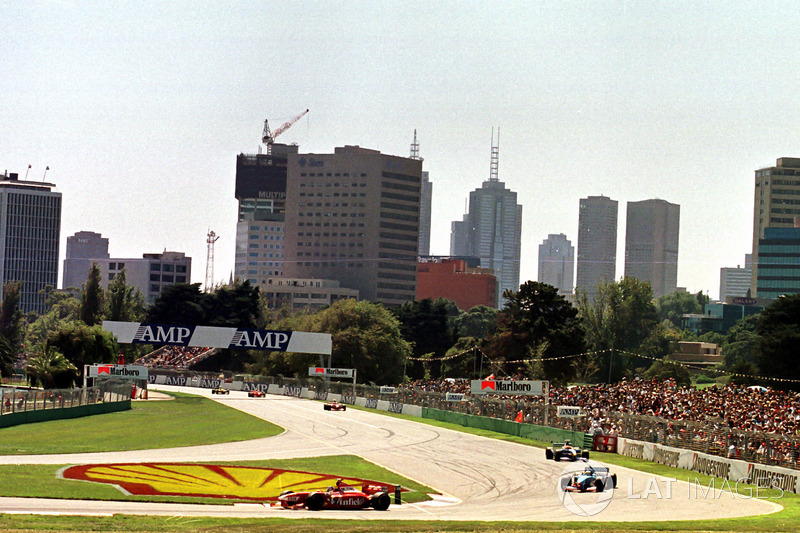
[0,392,282,454]
[0,455,434,505]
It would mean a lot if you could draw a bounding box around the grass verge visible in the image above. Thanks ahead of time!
[0,392,281,454]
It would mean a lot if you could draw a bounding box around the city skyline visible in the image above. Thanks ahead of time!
[4,2,798,301]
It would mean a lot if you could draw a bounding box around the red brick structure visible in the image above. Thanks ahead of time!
[416,259,498,310]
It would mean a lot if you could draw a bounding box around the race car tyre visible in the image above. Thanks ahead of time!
[553,451,561,461]
[545,449,554,460]
[581,451,590,459]
[342,405,346,411]
[305,492,325,511]
[279,490,294,497]
[371,492,391,511]
[324,405,331,410]
[595,479,604,493]
[610,474,617,488]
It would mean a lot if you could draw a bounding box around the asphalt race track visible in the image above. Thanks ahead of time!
[0,385,783,522]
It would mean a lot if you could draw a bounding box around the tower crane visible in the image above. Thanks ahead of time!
[262,109,309,153]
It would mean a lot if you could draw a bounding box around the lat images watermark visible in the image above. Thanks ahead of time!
[556,465,786,517]
[625,476,786,501]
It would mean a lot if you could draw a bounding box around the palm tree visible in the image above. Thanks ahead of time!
[26,345,77,389]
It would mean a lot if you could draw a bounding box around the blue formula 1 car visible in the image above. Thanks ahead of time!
[561,465,617,493]
[545,441,590,461]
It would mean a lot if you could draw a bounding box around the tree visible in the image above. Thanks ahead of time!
[754,295,800,390]
[106,269,146,322]
[0,335,14,378]
[722,314,759,371]
[0,281,23,354]
[204,280,260,328]
[482,281,585,383]
[452,305,499,339]
[577,277,658,382]
[655,290,702,328]
[643,359,691,387]
[24,290,81,352]
[79,263,105,325]
[46,323,118,381]
[26,345,77,389]
[393,298,459,379]
[146,283,206,325]
[246,299,411,384]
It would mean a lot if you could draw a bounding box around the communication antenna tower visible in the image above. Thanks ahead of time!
[410,129,423,161]
[489,128,500,182]
[205,230,220,292]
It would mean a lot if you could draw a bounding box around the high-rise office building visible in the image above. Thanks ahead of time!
[624,198,680,298]
[63,231,110,289]
[0,171,61,313]
[233,146,295,284]
[756,227,800,300]
[538,233,574,296]
[719,254,752,301]
[409,131,432,257]
[449,133,522,304]
[419,171,432,256]
[576,195,618,302]
[62,230,191,304]
[282,145,422,305]
[751,157,800,296]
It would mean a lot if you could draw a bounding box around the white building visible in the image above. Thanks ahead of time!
[538,233,574,296]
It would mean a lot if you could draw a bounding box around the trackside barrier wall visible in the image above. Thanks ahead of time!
[0,384,131,428]
[422,407,586,445]
[618,436,800,494]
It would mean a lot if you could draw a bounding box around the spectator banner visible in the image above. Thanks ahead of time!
[446,392,467,402]
[103,321,332,355]
[557,405,583,418]
[87,364,148,380]
[470,379,545,396]
[380,386,397,394]
[308,367,355,378]
[618,437,800,494]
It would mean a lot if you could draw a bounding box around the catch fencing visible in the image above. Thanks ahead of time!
[0,382,132,427]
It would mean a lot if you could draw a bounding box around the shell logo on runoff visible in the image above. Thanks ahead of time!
[59,463,395,501]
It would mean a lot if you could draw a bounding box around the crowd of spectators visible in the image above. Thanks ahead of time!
[138,346,211,369]
[402,376,800,439]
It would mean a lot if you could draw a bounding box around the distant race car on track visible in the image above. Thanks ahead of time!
[324,401,346,411]
[211,388,229,395]
[248,390,265,398]
[561,465,616,493]
[277,480,390,511]
[545,441,589,461]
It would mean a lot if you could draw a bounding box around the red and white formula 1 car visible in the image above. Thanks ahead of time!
[248,390,265,398]
[323,401,346,411]
[277,480,391,511]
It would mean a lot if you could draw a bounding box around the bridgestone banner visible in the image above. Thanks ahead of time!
[103,321,332,355]
[470,380,545,396]
[618,437,800,493]
[308,367,355,378]
[87,364,148,380]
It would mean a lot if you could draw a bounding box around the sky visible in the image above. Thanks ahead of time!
[3,1,800,300]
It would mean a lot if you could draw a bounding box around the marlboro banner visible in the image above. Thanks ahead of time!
[470,379,545,396]
[308,367,355,379]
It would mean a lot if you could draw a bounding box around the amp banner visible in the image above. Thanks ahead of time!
[103,321,331,355]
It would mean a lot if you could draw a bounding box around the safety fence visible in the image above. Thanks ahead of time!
[0,382,132,428]
[147,369,800,471]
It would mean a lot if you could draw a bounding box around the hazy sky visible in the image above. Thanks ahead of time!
[4,1,800,300]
